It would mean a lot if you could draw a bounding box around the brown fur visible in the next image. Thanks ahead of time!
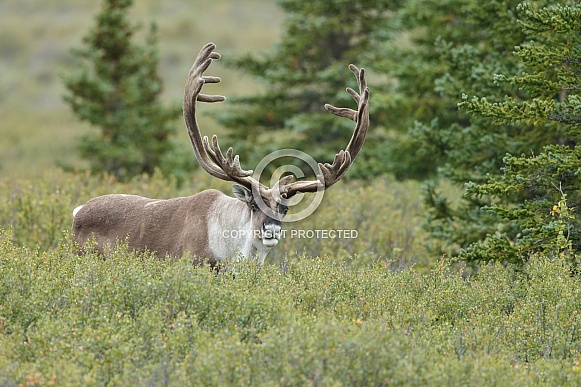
[71,43,369,267]
[72,190,222,264]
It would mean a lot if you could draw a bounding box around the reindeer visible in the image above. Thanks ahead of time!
[72,42,370,266]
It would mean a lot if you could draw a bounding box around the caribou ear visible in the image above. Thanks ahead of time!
[232,184,253,203]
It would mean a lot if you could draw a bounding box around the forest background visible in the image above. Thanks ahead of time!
[1,0,581,385]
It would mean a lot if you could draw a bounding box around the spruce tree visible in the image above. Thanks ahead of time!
[386,0,563,258]
[370,0,515,180]
[212,0,405,179]
[456,2,581,264]
[63,0,182,179]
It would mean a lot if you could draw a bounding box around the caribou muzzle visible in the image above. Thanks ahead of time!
[261,222,282,247]
[72,43,370,266]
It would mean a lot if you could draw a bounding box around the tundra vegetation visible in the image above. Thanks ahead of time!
[2,170,581,385]
[1,0,581,385]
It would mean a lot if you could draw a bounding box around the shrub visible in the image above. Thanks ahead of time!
[2,228,581,385]
[0,169,428,268]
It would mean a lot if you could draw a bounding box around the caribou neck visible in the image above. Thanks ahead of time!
[206,195,272,265]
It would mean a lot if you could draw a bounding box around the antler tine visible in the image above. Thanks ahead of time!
[183,43,260,189]
[281,64,370,198]
[202,135,258,186]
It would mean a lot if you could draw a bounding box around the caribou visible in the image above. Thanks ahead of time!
[72,42,370,266]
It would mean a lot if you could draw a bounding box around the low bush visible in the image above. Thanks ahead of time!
[0,169,429,268]
[2,171,580,385]
[1,227,581,385]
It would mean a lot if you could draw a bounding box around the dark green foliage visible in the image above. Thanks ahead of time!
[62,0,183,180]
[406,0,580,264]
[213,0,411,179]
[454,2,581,265]
[384,0,538,256]
[407,0,538,173]
[370,0,539,181]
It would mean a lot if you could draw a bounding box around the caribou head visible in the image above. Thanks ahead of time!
[72,42,369,266]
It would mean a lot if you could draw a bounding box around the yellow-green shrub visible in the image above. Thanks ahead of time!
[2,227,581,385]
